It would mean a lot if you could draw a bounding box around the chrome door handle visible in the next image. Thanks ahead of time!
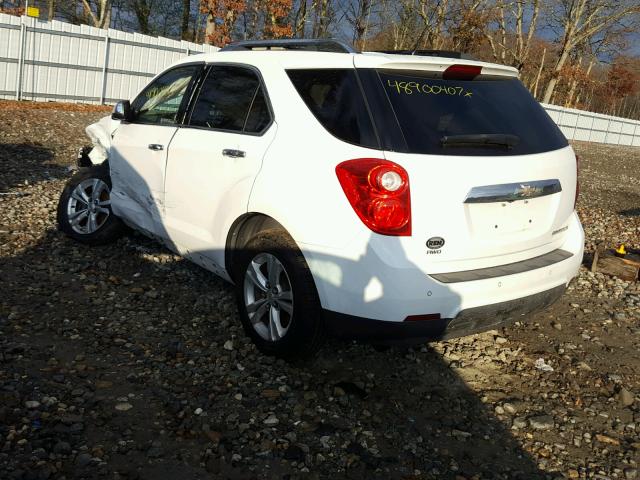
[148,144,164,151]
[222,149,246,158]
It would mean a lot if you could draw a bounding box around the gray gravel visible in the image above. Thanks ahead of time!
[0,105,639,480]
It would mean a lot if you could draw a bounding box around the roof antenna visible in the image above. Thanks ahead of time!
[411,24,429,55]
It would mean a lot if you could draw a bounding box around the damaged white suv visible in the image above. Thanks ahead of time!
[58,39,584,358]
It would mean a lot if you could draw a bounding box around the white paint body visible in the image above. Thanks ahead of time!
[91,49,584,324]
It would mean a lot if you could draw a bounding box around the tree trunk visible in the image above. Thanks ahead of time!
[352,0,371,50]
[205,11,216,43]
[132,0,151,34]
[542,42,570,104]
[47,0,55,20]
[293,0,308,38]
[531,47,545,99]
[181,0,191,40]
[312,0,330,38]
[81,0,112,29]
[100,1,111,29]
[573,59,594,108]
[565,55,583,108]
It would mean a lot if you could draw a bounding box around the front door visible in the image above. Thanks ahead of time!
[164,64,276,272]
[109,63,202,238]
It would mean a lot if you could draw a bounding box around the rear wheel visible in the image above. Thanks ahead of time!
[57,164,125,245]
[235,229,325,360]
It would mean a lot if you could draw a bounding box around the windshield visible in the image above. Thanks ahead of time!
[376,70,568,156]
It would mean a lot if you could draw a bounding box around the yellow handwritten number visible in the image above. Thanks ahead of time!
[387,78,472,98]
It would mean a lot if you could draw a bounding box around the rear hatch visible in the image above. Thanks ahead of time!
[353,55,577,272]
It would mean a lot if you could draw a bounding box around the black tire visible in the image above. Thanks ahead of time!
[57,164,125,245]
[235,229,325,360]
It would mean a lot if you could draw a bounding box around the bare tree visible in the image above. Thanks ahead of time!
[292,0,310,37]
[346,0,372,50]
[47,0,55,20]
[447,0,490,52]
[383,0,449,51]
[80,0,112,28]
[542,0,640,103]
[485,0,540,69]
[531,45,546,98]
[416,0,449,50]
[130,0,151,33]
[182,0,192,39]
[389,0,417,50]
[311,0,332,37]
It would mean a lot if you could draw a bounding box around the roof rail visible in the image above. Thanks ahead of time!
[221,39,357,54]
[374,49,475,60]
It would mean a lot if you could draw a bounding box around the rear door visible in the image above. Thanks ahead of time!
[109,64,202,237]
[164,64,276,273]
[350,62,577,272]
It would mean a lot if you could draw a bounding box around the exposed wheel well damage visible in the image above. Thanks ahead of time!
[225,213,288,281]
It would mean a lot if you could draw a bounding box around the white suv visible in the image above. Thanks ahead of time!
[57,39,584,359]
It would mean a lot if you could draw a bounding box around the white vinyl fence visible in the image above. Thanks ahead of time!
[1,14,639,148]
[0,13,218,104]
[543,103,640,147]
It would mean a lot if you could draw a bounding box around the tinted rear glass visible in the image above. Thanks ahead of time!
[244,86,271,133]
[286,69,379,149]
[377,70,567,156]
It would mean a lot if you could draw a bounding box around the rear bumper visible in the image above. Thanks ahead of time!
[324,283,566,343]
[302,211,583,326]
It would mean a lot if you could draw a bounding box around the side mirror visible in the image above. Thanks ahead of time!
[112,100,133,121]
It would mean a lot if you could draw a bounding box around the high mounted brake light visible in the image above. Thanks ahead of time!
[336,159,411,236]
[443,64,482,80]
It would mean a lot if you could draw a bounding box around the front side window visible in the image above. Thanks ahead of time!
[189,65,271,134]
[132,65,200,125]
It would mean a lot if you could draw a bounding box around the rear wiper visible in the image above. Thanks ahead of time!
[440,134,520,149]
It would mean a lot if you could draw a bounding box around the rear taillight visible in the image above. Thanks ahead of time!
[443,64,481,80]
[574,154,580,209]
[336,158,411,236]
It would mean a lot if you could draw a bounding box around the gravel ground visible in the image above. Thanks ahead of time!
[0,104,639,480]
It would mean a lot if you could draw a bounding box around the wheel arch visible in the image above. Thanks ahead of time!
[225,213,289,281]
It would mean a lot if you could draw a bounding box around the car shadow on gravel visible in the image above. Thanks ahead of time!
[0,143,60,191]
[2,149,554,479]
[620,208,640,217]
[0,220,555,479]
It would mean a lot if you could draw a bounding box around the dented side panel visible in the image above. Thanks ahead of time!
[108,123,179,237]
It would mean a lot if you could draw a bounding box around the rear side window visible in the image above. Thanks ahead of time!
[287,69,379,149]
[377,70,568,156]
[189,65,271,134]
[244,86,270,133]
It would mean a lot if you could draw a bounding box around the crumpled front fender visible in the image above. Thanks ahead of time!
[84,115,120,165]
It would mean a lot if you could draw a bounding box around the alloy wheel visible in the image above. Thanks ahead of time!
[243,253,294,342]
[66,178,111,234]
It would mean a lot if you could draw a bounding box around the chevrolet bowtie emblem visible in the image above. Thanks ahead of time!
[518,184,540,197]
[464,179,562,204]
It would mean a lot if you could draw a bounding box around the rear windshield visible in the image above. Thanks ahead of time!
[287,68,567,156]
[377,70,567,156]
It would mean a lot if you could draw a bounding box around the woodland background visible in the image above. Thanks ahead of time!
[1,0,640,119]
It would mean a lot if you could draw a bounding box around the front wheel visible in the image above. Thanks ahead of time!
[235,229,325,360]
[57,164,125,245]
